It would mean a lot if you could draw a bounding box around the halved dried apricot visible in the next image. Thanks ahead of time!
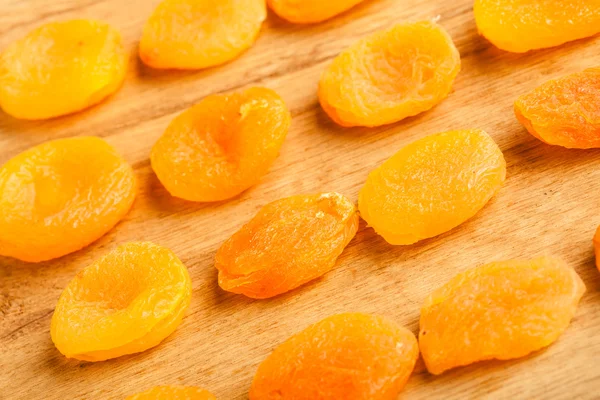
[359,129,506,245]
[515,67,600,149]
[151,87,290,202]
[0,20,127,120]
[594,226,600,271]
[140,0,266,69]
[126,386,216,400]
[216,193,358,298]
[51,242,191,362]
[250,313,419,399]
[475,0,600,53]
[318,20,461,127]
[268,0,366,24]
[419,256,585,375]
[0,137,136,263]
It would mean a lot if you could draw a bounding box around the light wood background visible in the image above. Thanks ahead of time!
[1,0,600,399]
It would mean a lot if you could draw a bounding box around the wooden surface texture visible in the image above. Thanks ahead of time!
[1,0,600,398]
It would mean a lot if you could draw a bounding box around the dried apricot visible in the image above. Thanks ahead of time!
[474,0,600,53]
[151,87,290,202]
[250,313,419,399]
[0,137,136,263]
[0,20,127,120]
[267,0,366,24]
[216,193,358,299]
[318,21,460,127]
[51,242,191,362]
[126,386,216,400]
[359,129,506,245]
[514,67,600,149]
[594,226,600,271]
[140,0,266,69]
[419,256,585,375]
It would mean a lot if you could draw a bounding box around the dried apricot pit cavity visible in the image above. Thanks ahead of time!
[319,20,460,127]
[140,0,266,69]
[216,193,358,299]
[359,129,506,245]
[126,386,216,400]
[515,67,600,149]
[419,256,585,375]
[151,87,290,202]
[268,0,366,24]
[51,242,191,361]
[0,20,127,120]
[250,313,419,399]
[475,0,600,53]
[0,137,136,263]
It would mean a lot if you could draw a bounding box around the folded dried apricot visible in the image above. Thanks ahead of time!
[0,20,127,120]
[216,193,358,298]
[594,226,600,271]
[515,67,600,149]
[151,87,290,202]
[268,0,366,24]
[0,137,136,263]
[475,0,600,53]
[140,0,266,69]
[51,242,191,362]
[359,129,506,245]
[250,313,419,399]
[319,20,460,127]
[419,256,585,375]
[126,386,216,400]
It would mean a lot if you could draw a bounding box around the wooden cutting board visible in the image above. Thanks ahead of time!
[1,0,600,398]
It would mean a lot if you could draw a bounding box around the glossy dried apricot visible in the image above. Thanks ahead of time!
[0,137,136,263]
[594,226,600,271]
[267,0,366,24]
[419,256,585,375]
[359,129,506,245]
[318,20,460,127]
[151,87,290,202]
[51,242,191,362]
[0,20,127,120]
[140,0,266,69]
[475,0,600,53]
[250,313,419,399]
[126,386,216,400]
[515,67,600,149]
[216,193,358,299]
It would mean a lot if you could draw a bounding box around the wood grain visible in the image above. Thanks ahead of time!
[1,0,600,399]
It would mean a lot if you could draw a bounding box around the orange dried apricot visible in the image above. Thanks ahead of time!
[318,20,461,127]
[267,0,366,24]
[140,0,266,69]
[359,129,506,245]
[126,386,216,400]
[250,313,419,399]
[514,67,600,149]
[594,225,600,271]
[151,87,290,202]
[474,0,600,53]
[51,242,191,362]
[0,20,127,120]
[0,137,136,263]
[216,193,358,299]
[419,256,585,375]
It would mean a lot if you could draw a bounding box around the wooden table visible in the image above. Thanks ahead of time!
[1,0,600,398]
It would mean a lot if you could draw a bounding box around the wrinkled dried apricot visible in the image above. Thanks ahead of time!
[250,313,419,399]
[515,68,600,149]
[419,256,585,375]
[151,87,290,202]
[140,0,266,69]
[475,0,600,53]
[267,0,366,24]
[126,386,216,400]
[318,20,461,127]
[51,242,191,362]
[594,226,600,271]
[216,193,358,299]
[0,20,127,120]
[359,129,506,245]
[0,137,136,263]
